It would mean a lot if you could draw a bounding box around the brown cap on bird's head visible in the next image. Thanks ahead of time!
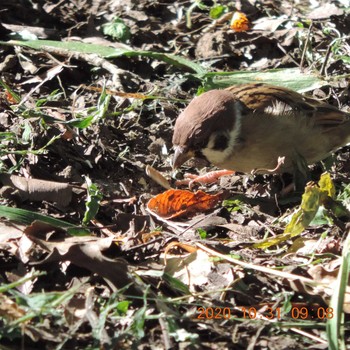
[172,90,239,169]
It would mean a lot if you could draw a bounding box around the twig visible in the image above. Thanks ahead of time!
[195,242,333,289]
[320,43,333,77]
[276,42,300,67]
[300,21,313,71]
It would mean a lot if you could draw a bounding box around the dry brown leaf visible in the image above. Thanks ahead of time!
[161,249,236,297]
[286,261,350,313]
[0,294,27,322]
[0,221,24,242]
[0,174,72,206]
[145,165,171,189]
[164,241,197,263]
[81,84,148,99]
[64,295,87,326]
[24,222,142,295]
[308,263,350,313]
[147,189,224,219]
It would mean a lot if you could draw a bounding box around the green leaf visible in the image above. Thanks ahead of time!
[254,173,336,249]
[93,88,111,122]
[0,78,21,103]
[339,55,350,64]
[66,227,92,236]
[338,183,350,212]
[284,185,321,235]
[66,116,94,128]
[197,228,207,239]
[131,286,150,339]
[116,300,130,315]
[209,5,227,19]
[223,198,244,212]
[22,121,32,143]
[82,177,103,225]
[107,49,206,74]
[0,205,90,235]
[11,285,79,320]
[0,270,44,293]
[309,206,333,226]
[0,132,16,141]
[102,17,131,42]
[201,68,328,92]
[1,40,206,75]
[162,273,191,295]
[2,41,331,90]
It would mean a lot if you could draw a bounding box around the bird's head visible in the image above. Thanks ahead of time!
[172,89,244,169]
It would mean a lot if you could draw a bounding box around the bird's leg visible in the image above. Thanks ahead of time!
[293,153,310,193]
[252,156,286,174]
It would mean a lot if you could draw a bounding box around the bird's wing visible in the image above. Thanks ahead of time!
[225,83,350,129]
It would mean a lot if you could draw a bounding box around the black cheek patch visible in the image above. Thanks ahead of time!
[195,149,204,158]
[213,134,229,150]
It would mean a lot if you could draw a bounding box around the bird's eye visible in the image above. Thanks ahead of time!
[212,134,229,150]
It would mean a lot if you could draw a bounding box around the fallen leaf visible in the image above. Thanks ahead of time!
[230,11,249,32]
[147,189,224,219]
[0,294,27,322]
[164,241,198,263]
[253,173,338,249]
[24,222,142,295]
[145,165,171,189]
[0,174,72,206]
[253,17,289,32]
[162,249,236,296]
[5,90,17,104]
[307,3,344,19]
[0,221,24,242]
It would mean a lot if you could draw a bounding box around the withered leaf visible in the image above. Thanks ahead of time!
[147,189,224,219]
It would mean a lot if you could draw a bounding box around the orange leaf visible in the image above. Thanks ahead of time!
[147,189,224,219]
[230,11,249,32]
[5,90,17,104]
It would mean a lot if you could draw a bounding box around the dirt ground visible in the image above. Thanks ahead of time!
[0,0,350,349]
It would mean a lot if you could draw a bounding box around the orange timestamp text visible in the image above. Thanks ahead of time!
[196,306,334,320]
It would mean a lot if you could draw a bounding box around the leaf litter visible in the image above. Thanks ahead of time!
[0,0,350,349]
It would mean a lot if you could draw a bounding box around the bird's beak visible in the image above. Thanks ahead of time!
[172,146,194,170]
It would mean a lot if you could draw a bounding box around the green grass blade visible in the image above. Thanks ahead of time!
[202,68,328,92]
[1,40,206,74]
[326,231,350,350]
[0,205,89,235]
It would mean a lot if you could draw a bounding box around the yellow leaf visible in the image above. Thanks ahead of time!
[318,172,336,199]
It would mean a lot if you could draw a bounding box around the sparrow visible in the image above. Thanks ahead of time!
[172,83,350,176]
